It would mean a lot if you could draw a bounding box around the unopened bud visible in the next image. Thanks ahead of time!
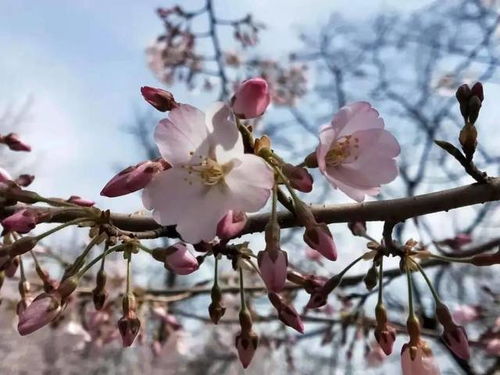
[57,276,79,298]
[348,221,367,237]
[9,236,38,257]
[140,86,178,112]
[208,284,226,324]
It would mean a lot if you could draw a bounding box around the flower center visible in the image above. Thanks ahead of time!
[188,157,225,186]
[325,135,359,166]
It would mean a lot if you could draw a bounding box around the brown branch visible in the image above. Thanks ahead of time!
[2,178,500,239]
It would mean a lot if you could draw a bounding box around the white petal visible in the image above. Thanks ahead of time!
[205,102,244,164]
[224,154,274,212]
[142,167,206,226]
[175,187,229,243]
[154,104,210,165]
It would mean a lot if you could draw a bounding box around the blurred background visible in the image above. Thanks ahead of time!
[1,0,499,374]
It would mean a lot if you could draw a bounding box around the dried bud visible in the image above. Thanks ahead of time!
[363,264,378,290]
[254,135,271,156]
[140,86,178,111]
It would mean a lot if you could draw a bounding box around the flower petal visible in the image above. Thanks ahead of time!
[154,104,209,165]
[224,154,274,212]
[205,102,244,164]
[142,167,206,226]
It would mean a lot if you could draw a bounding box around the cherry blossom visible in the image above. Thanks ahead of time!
[401,341,441,375]
[316,102,400,202]
[143,102,274,243]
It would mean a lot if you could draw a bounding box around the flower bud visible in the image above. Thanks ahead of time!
[140,86,178,112]
[231,77,271,119]
[374,325,396,355]
[164,242,199,275]
[303,224,337,261]
[1,209,39,234]
[17,292,62,335]
[467,96,482,124]
[401,340,440,375]
[67,195,95,207]
[100,159,169,197]
[470,82,484,102]
[5,256,19,277]
[57,276,79,299]
[216,210,247,239]
[2,133,31,152]
[268,292,304,333]
[470,251,500,266]
[257,249,288,293]
[117,312,141,347]
[235,330,259,368]
[9,236,38,256]
[281,164,313,193]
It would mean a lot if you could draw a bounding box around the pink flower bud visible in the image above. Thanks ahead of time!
[231,77,271,119]
[442,325,470,359]
[235,331,259,368]
[281,164,313,192]
[216,210,247,239]
[401,341,440,375]
[17,292,62,335]
[117,312,141,347]
[374,325,397,355]
[100,159,169,197]
[268,293,304,333]
[452,305,479,325]
[140,86,178,112]
[164,242,199,275]
[0,167,12,184]
[257,249,288,293]
[2,209,38,233]
[305,290,328,309]
[303,224,337,261]
[3,133,31,152]
[67,195,95,207]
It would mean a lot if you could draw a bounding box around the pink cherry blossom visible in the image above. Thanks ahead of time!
[164,242,199,275]
[216,210,247,239]
[401,341,441,375]
[452,304,479,324]
[143,102,274,243]
[316,102,400,202]
[101,159,169,197]
[18,292,63,335]
[231,77,271,119]
[257,249,288,293]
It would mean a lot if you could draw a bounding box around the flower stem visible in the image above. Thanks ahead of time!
[137,243,153,255]
[239,267,247,310]
[406,265,416,320]
[377,256,384,306]
[409,257,442,304]
[36,217,90,242]
[77,244,122,278]
[428,253,473,264]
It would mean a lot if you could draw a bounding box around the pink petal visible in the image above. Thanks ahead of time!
[224,154,274,212]
[336,102,384,138]
[205,102,244,164]
[154,104,209,165]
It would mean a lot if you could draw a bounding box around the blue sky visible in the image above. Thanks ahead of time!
[0,0,430,214]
